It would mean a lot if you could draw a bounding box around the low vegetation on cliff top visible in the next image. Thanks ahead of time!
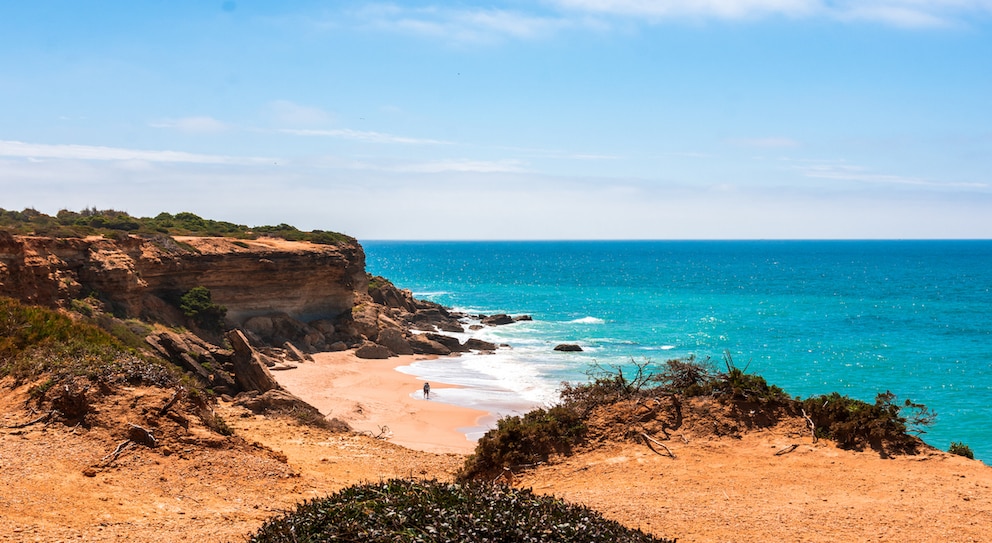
[0,296,183,389]
[0,207,354,245]
[459,354,939,481]
[0,296,234,438]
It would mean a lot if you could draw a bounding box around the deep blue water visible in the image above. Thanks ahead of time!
[363,240,992,463]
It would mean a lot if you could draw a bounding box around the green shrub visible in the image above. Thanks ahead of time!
[458,405,586,481]
[179,286,227,330]
[0,297,183,389]
[1,207,355,245]
[462,354,935,480]
[949,442,974,459]
[801,391,932,454]
[249,479,676,543]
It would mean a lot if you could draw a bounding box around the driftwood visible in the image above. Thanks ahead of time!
[641,432,676,459]
[5,410,54,429]
[775,444,799,456]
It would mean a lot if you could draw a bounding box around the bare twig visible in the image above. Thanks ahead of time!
[159,388,184,417]
[641,432,676,459]
[775,444,799,456]
[801,408,817,443]
[127,424,157,447]
[5,410,54,429]
[102,440,133,464]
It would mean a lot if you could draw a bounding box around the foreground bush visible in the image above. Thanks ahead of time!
[249,479,676,543]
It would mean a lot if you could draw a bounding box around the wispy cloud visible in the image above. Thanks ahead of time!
[279,128,451,145]
[553,0,819,20]
[553,0,992,27]
[348,3,585,43]
[149,116,230,133]
[728,137,801,148]
[0,140,272,165]
[265,100,334,126]
[397,158,527,173]
[351,1,992,37]
[801,163,989,189]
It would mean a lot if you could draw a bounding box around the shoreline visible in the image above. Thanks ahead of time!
[271,351,492,454]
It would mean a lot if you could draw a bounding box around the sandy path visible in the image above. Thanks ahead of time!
[271,351,489,454]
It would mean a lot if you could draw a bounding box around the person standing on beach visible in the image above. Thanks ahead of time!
[423,382,430,399]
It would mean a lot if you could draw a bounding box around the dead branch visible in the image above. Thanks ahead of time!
[641,432,676,459]
[775,444,799,456]
[678,434,690,444]
[5,410,54,429]
[801,408,817,443]
[102,440,133,464]
[158,388,185,417]
[362,425,391,440]
[127,424,157,447]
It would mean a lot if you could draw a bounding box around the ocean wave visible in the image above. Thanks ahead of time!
[568,316,605,325]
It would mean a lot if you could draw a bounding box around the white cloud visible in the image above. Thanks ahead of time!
[0,140,272,165]
[395,158,528,173]
[351,4,583,43]
[800,163,989,189]
[279,128,451,145]
[550,0,992,27]
[149,116,230,133]
[553,0,819,19]
[728,137,801,148]
[265,100,333,126]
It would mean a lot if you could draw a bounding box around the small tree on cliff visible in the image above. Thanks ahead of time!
[179,286,227,331]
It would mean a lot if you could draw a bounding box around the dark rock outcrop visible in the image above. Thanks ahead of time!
[554,343,584,352]
[408,335,452,356]
[464,338,498,352]
[355,342,393,359]
[226,330,282,392]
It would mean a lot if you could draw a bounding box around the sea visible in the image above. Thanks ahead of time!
[363,240,992,464]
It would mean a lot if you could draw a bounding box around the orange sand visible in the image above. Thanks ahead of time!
[272,351,489,454]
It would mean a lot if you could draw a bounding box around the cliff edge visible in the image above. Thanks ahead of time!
[0,231,366,329]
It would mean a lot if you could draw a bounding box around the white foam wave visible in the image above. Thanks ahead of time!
[569,316,605,325]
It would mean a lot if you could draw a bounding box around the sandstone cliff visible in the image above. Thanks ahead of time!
[0,231,366,327]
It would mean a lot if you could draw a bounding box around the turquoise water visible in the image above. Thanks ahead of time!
[364,240,992,463]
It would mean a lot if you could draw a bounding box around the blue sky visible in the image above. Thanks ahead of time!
[1,1,990,239]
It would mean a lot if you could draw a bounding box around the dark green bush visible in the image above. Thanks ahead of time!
[462,354,935,480]
[179,286,227,330]
[801,391,932,454]
[948,442,974,459]
[249,479,676,543]
[458,405,586,481]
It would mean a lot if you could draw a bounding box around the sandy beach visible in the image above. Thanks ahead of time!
[272,351,491,454]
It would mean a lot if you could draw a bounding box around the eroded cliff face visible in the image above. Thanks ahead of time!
[0,232,367,326]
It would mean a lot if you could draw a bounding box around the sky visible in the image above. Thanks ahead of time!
[1,1,990,240]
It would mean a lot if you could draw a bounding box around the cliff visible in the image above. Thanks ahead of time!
[0,231,367,327]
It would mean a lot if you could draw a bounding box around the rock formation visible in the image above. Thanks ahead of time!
[0,234,366,329]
